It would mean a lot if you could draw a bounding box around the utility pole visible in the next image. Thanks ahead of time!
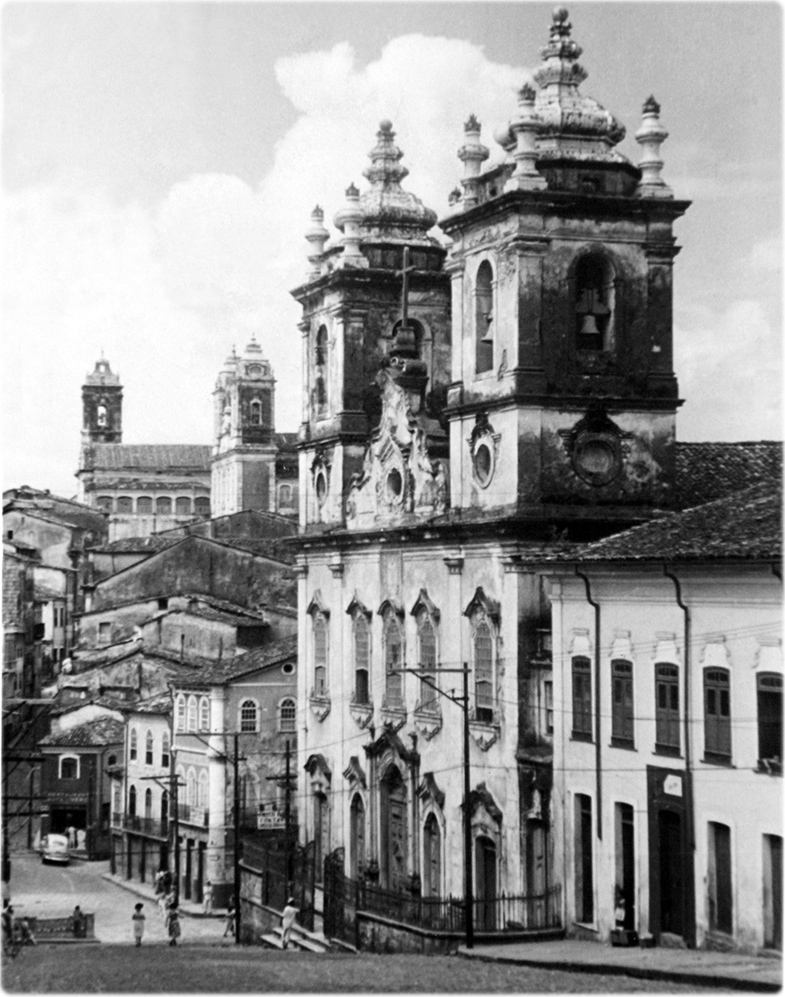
[284,740,292,897]
[171,768,180,905]
[396,664,474,949]
[233,733,241,946]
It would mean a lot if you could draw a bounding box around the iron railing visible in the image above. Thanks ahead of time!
[111,813,168,838]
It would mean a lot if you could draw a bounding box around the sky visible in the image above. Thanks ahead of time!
[3,1,782,500]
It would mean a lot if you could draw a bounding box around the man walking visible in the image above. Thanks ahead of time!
[281,897,298,950]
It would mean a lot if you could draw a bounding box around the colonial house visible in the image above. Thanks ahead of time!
[110,694,172,886]
[549,480,782,952]
[289,4,781,951]
[169,636,298,908]
[38,708,124,859]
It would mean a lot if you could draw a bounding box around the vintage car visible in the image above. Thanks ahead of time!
[41,833,71,865]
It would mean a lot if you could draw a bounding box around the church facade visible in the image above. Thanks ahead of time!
[293,8,693,917]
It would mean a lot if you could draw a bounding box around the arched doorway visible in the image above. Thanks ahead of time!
[423,814,441,897]
[475,835,497,930]
[380,766,407,892]
[350,794,365,880]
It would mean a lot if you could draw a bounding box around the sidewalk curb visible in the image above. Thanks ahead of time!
[456,950,782,993]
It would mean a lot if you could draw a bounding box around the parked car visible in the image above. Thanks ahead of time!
[41,833,71,865]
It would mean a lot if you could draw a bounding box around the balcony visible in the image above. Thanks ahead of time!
[177,803,209,828]
[113,814,169,839]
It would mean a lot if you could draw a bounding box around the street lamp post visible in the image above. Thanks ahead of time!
[397,664,474,949]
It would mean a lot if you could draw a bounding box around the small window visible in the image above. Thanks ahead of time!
[98,622,111,645]
[158,597,168,610]
[279,698,296,733]
[279,484,292,507]
[250,400,262,426]
[572,656,592,740]
[175,497,192,516]
[611,659,634,747]
[60,756,79,780]
[187,695,197,732]
[175,695,186,732]
[145,730,154,766]
[240,700,258,733]
[195,497,211,517]
[129,728,138,761]
[655,664,680,754]
[544,680,554,736]
[704,668,731,762]
[156,496,172,515]
[96,496,113,512]
[354,615,370,706]
[136,496,152,514]
[161,731,170,768]
[199,696,210,732]
[473,620,494,723]
[313,616,328,696]
[116,496,133,513]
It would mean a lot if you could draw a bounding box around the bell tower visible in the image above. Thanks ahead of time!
[440,8,689,525]
[81,357,122,446]
[292,121,451,530]
[211,336,278,517]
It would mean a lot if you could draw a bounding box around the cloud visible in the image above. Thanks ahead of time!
[675,299,781,441]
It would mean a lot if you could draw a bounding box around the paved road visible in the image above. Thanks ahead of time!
[8,852,230,946]
[3,945,721,993]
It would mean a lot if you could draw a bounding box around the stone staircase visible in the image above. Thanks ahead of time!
[261,922,332,953]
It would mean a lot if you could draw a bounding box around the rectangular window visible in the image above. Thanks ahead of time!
[708,822,733,935]
[611,659,634,747]
[98,621,111,644]
[544,680,554,736]
[313,618,327,697]
[655,663,680,754]
[574,793,594,923]
[758,674,783,773]
[572,657,592,740]
[704,669,731,762]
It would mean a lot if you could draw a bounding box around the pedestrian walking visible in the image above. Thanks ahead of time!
[154,870,164,897]
[72,905,86,939]
[165,901,181,947]
[132,902,145,947]
[202,880,212,915]
[223,897,235,938]
[281,897,298,950]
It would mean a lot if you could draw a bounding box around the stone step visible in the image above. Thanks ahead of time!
[264,925,330,953]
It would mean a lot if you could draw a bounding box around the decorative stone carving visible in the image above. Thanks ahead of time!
[413,704,442,740]
[343,756,367,790]
[380,697,407,732]
[349,695,374,730]
[468,413,501,489]
[468,716,500,751]
[308,692,331,723]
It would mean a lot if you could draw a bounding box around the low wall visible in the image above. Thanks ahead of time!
[28,912,96,942]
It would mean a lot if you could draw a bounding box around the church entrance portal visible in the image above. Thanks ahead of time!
[380,767,407,892]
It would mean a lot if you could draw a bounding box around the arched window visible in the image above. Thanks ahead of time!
[116,496,133,514]
[314,326,329,417]
[175,695,186,732]
[417,615,437,711]
[704,668,731,761]
[473,621,494,724]
[314,791,330,885]
[354,615,370,705]
[161,790,169,828]
[161,730,170,768]
[128,784,137,817]
[475,261,494,374]
[350,794,365,880]
[195,497,210,517]
[187,695,197,732]
[129,728,138,761]
[96,496,113,512]
[423,813,442,897]
[145,730,154,766]
[156,496,172,515]
[575,253,615,351]
[96,403,107,427]
[313,617,328,697]
[198,771,209,809]
[383,611,404,707]
[250,400,262,426]
[279,698,296,733]
[380,766,407,891]
[175,497,191,516]
[59,755,79,780]
[144,788,152,820]
[239,700,258,733]
[199,696,210,732]
[136,496,152,514]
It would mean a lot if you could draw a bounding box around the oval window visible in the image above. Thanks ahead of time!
[577,440,614,475]
[474,443,493,486]
[315,471,327,506]
[386,468,403,502]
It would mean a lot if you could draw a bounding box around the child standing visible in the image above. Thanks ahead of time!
[166,901,181,947]
[132,903,145,947]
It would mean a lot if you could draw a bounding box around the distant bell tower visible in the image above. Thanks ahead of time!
[81,357,122,446]
[211,336,278,517]
[440,8,689,523]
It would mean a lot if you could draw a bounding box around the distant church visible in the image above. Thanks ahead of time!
[77,339,297,540]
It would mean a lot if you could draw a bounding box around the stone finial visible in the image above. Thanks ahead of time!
[457,114,489,209]
[333,182,368,268]
[447,187,463,206]
[305,205,330,281]
[506,83,547,192]
[635,95,673,199]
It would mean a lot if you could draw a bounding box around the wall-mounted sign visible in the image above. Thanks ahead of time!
[663,774,683,797]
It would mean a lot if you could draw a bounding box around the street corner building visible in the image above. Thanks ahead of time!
[289,8,782,954]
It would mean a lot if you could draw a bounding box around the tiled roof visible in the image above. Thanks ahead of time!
[166,605,268,627]
[131,693,171,715]
[87,536,182,554]
[578,482,781,562]
[39,716,125,748]
[175,635,297,687]
[84,444,211,471]
[675,441,782,509]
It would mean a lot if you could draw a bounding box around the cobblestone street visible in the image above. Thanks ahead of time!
[3,945,722,993]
